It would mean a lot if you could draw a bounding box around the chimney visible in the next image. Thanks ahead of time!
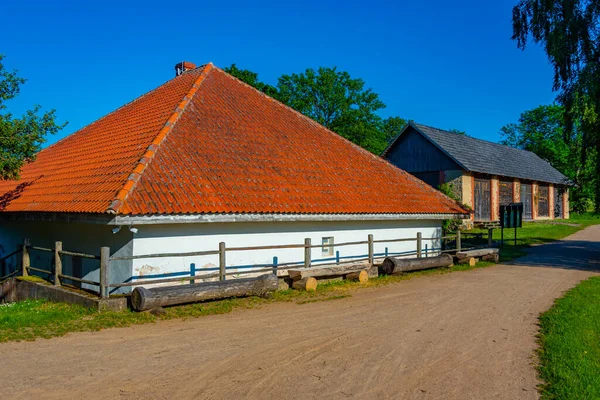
[175,61,196,76]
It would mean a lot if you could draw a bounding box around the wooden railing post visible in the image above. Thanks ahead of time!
[219,242,226,281]
[304,238,311,268]
[368,234,374,264]
[100,247,110,298]
[190,263,196,284]
[54,241,62,286]
[456,230,462,253]
[416,232,422,258]
[488,228,493,247]
[22,238,30,276]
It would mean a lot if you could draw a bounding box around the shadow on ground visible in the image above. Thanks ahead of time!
[505,239,600,272]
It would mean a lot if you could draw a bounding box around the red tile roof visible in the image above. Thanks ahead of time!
[0,63,467,216]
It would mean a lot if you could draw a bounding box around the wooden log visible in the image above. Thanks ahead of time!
[381,254,453,275]
[481,253,500,263]
[292,277,317,291]
[288,263,369,281]
[131,274,278,311]
[456,248,499,258]
[345,270,368,283]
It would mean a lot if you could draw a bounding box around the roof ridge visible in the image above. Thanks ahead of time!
[106,63,214,214]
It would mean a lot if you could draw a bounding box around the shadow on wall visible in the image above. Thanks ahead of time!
[505,240,600,272]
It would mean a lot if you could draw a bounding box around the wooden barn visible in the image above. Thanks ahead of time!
[383,122,572,224]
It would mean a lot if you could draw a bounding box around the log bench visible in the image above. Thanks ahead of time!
[381,254,453,275]
[455,248,499,265]
[287,263,370,290]
[131,274,278,311]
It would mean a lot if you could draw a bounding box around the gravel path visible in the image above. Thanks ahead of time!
[2,225,599,399]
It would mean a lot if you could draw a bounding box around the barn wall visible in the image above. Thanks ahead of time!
[0,221,133,294]
[385,128,461,173]
[130,220,443,287]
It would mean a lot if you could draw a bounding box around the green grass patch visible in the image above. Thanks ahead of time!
[537,276,600,399]
[466,213,600,262]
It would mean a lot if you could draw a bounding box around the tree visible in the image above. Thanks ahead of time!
[382,116,408,145]
[223,64,278,98]
[512,0,600,212]
[500,104,595,212]
[276,67,387,153]
[224,64,408,154]
[0,55,65,180]
[449,129,467,136]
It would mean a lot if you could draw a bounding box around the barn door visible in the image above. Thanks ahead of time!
[474,179,491,220]
[521,183,532,219]
[554,189,563,218]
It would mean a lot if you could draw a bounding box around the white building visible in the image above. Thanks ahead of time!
[0,62,467,293]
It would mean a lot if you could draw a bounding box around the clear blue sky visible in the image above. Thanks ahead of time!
[3,0,555,147]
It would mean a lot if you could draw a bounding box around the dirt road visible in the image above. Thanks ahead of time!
[2,225,599,399]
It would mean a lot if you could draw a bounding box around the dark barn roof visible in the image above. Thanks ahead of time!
[383,122,571,185]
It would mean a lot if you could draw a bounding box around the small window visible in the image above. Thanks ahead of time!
[322,237,334,256]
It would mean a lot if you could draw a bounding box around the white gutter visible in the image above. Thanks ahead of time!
[109,212,469,226]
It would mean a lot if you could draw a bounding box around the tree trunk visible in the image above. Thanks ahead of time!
[345,270,368,283]
[292,277,318,291]
[288,264,368,281]
[381,254,453,275]
[131,274,278,311]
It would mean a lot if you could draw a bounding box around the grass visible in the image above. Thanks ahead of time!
[0,260,493,343]
[466,212,600,262]
[537,276,600,399]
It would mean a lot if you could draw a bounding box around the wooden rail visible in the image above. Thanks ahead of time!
[14,227,492,298]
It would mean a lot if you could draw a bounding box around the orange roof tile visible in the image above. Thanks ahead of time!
[0,63,467,216]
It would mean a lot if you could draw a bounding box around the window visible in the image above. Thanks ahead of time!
[538,185,549,217]
[322,237,334,256]
[499,180,513,206]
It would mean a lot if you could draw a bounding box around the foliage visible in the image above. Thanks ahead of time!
[277,67,389,153]
[224,63,407,154]
[382,116,408,145]
[512,1,600,212]
[222,64,278,97]
[500,104,596,212]
[537,276,600,399]
[438,182,464,233]
[0,55,66,180]
[449,128,467,136]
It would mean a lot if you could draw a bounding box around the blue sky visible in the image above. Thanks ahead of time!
[3,0,555,147]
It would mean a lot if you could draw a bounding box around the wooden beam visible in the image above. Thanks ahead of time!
[54,241,62,286]
[381,254,453,275]
[288,263,369,281]
[131,274,278,311]
[292,277,317,291]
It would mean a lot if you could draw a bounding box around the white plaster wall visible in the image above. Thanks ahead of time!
[131,220,442,286]
[0,221,133,294]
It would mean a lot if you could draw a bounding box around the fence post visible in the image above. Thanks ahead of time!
[22,238,30,276]
[190,263,196,284]
[272,256,278,276]
[54,241,62,286]
[488,228,493,247]
[456,230,462,253]
[416,232,422,258]
[368,234,374,264]
[304,238,311,268]
[336,250,340,264]
[100,247,110,298]
[219,242,226,281]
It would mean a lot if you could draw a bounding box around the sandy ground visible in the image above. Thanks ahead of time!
[1,225,599,400]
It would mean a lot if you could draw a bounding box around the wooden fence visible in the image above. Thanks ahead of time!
[0,229,495,299]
